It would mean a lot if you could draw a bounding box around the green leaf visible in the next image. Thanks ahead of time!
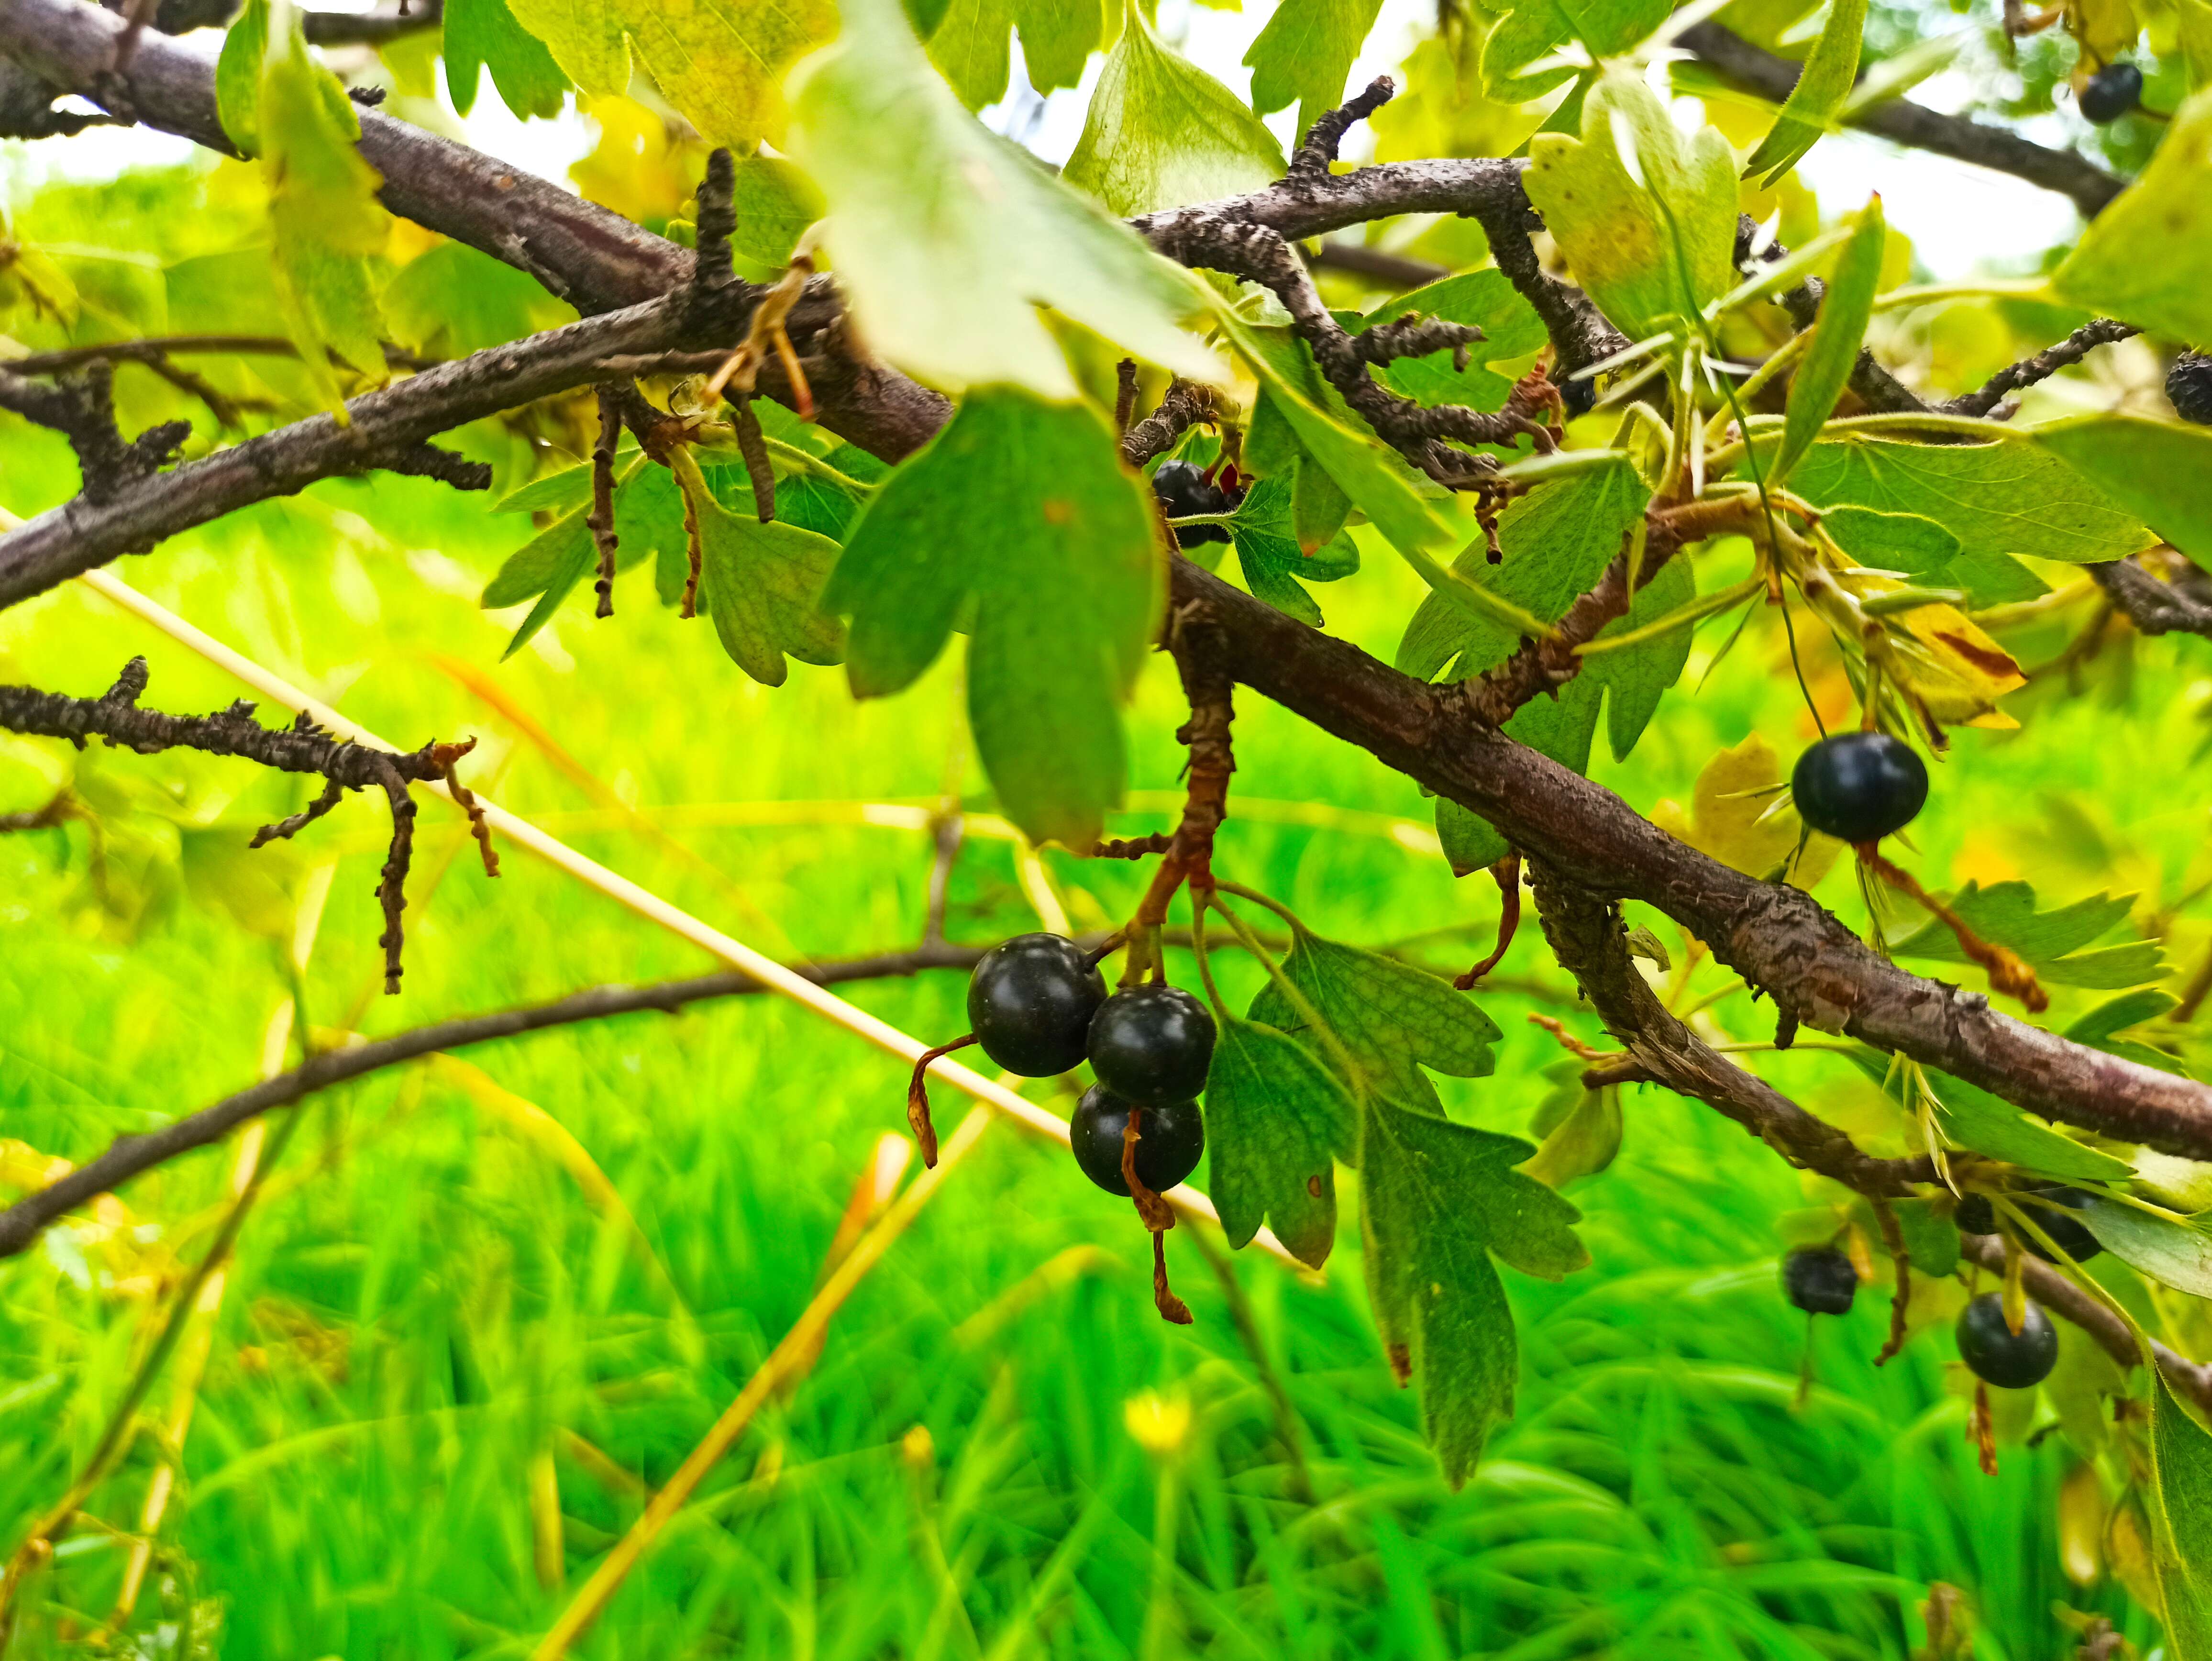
[445,0,570,120]
[1361,1098,1586,1485]
[497,461,608,517]
[2079,1197,2212,1297]
[1360,268,1549,413]
[2149,1368,2212,1659]
[1773,195,1884,488]
[725,158,827,268]
[1522,67,1739,341]
[1789,437,2145,566]
[215,0,271,154]
[1584,552,1697,762]
[924,0,1104,107]
[1203,1011,1358,1268]
[1891,880,2165,989]
[1243,0,1383,139]
[2052,88,2212,349]
[1890,1196,1960,1276]
[1740,0,1870,186]
[1519,1083,1622,1189]
[786,0,1218,399]
[1246,921,1500,1116]
[1476,0,1671,100]
[824,388,1159,848]
[505,0,830,144]
[1064,5,1284,216]
[2035,415,2212,574]
[1932,1074,2137,1182]
[675,454,846,687]
[383,242,576,357]
[1227,474,1358,625]
[259,13,390,402]
[1820,504,2046,609]
[484,500,595,655]
[2066,989,2189,1074]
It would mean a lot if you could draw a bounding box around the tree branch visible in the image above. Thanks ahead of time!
[1941,318,2140,418]
[1679,21,2127,220]
[0,657,493,992]
[2090,551,2212,639]
[1163,553,2212,1161]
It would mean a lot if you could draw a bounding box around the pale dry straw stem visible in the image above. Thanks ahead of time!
[68,568,1299,1265]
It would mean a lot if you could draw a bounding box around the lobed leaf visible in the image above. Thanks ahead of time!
[1203,1012,1357,1268]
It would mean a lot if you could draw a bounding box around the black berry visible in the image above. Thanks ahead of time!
[2168,352,2212,425]
[1151,459,1242,547]
[966,933,1107,1077]
[2079,62,2143,123]
[1956,1292,2058,1389]
[1954,1188,2101,1262]
[1069,1085,1205,1196]
[1560,374,1597,417]
[1783,1245,1859,1315]
[1791,731,1929,844]
[1088,982,1217,1104]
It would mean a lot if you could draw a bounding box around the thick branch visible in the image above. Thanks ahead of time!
[1528,859,1933,1194]
[1680,22,2126,219]
[2090,552,2212,639]
[1164,554,2212,1161]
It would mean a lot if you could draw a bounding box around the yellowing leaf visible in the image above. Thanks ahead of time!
[1880,596,2025,726]
[257,8,389,403]
[2053,88,2212,346]
[785,0,1222,398]
[1741,0,1870,186]
[507,0,830,144]
[1649,732,1843,885]
[1063,2,1285,216]
[1523,67,1739,340]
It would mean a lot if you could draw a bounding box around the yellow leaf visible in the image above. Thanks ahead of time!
[1649,732,1845,886]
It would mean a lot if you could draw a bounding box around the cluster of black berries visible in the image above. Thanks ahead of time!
[1150,460,1245,549]
[1791,731,1929,845]
[966,934,1216,1196]
[1783,1237,2061,1392]
[1955,1186,2101,1263]
[2079,61,2143,122]
[2170,352,2212,425]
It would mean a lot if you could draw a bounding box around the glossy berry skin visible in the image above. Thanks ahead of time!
[1958,1188,2101,1262]
[2079,62,2143,123]
[1791,732,1929,844]
[1070,1085,1205,1196]
[1783,1245,1859,1316]
[1956,1293,2059,1389]
[2169,352,2212,425]
[966,933,1107,1077]
[1151,459,1242,547]
[1560,375,1597,417]
[1088,983,1217,1104]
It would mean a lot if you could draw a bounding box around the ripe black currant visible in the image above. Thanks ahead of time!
[1069,1085,1205,1196]
[1957,1189,2101,1262]
[1791,731,1929,844]
[1088,983,1217,1104]
[1783,1245,1859,1315]
[1560,374,1597,417]
[2168,352,2212,425]
[1151,459,1242,547]
[2079,62,2143,123]
[966,933,1106,1077]
[1956,1292,2058,1389]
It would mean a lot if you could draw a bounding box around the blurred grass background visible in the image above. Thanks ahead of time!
[1,159,2207,1660]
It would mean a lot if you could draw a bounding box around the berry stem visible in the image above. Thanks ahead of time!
[1453,855,1521,989]
[1859,849,2049,1012]
[905,1033,977,1168]
[1870,1196,1911,1366]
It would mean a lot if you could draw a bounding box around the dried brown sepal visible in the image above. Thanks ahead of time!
[1151,1229,1193,1326]
[731,397,776,524]
[1120,1107,1177,1234]
[1455,854,1521,989]
[678,459,705,620]
[905,1034,974,1169]
[1113,358,1139,436]
[1969,1381,1999,1476]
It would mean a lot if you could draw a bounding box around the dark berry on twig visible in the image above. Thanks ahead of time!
[1791,732,1928,844]
[1151,459,1243,547]
[1783,1245,1859,1315]
[2079,62,2143,123]
[1088,983,1217,1103]
[1956,1292,2058,1388]
[966,933,1107,1077]
[2168,351,2212,425]
[1070,1085,1205,1196]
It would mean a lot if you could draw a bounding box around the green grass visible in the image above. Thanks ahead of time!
[0,165,2201,1661]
